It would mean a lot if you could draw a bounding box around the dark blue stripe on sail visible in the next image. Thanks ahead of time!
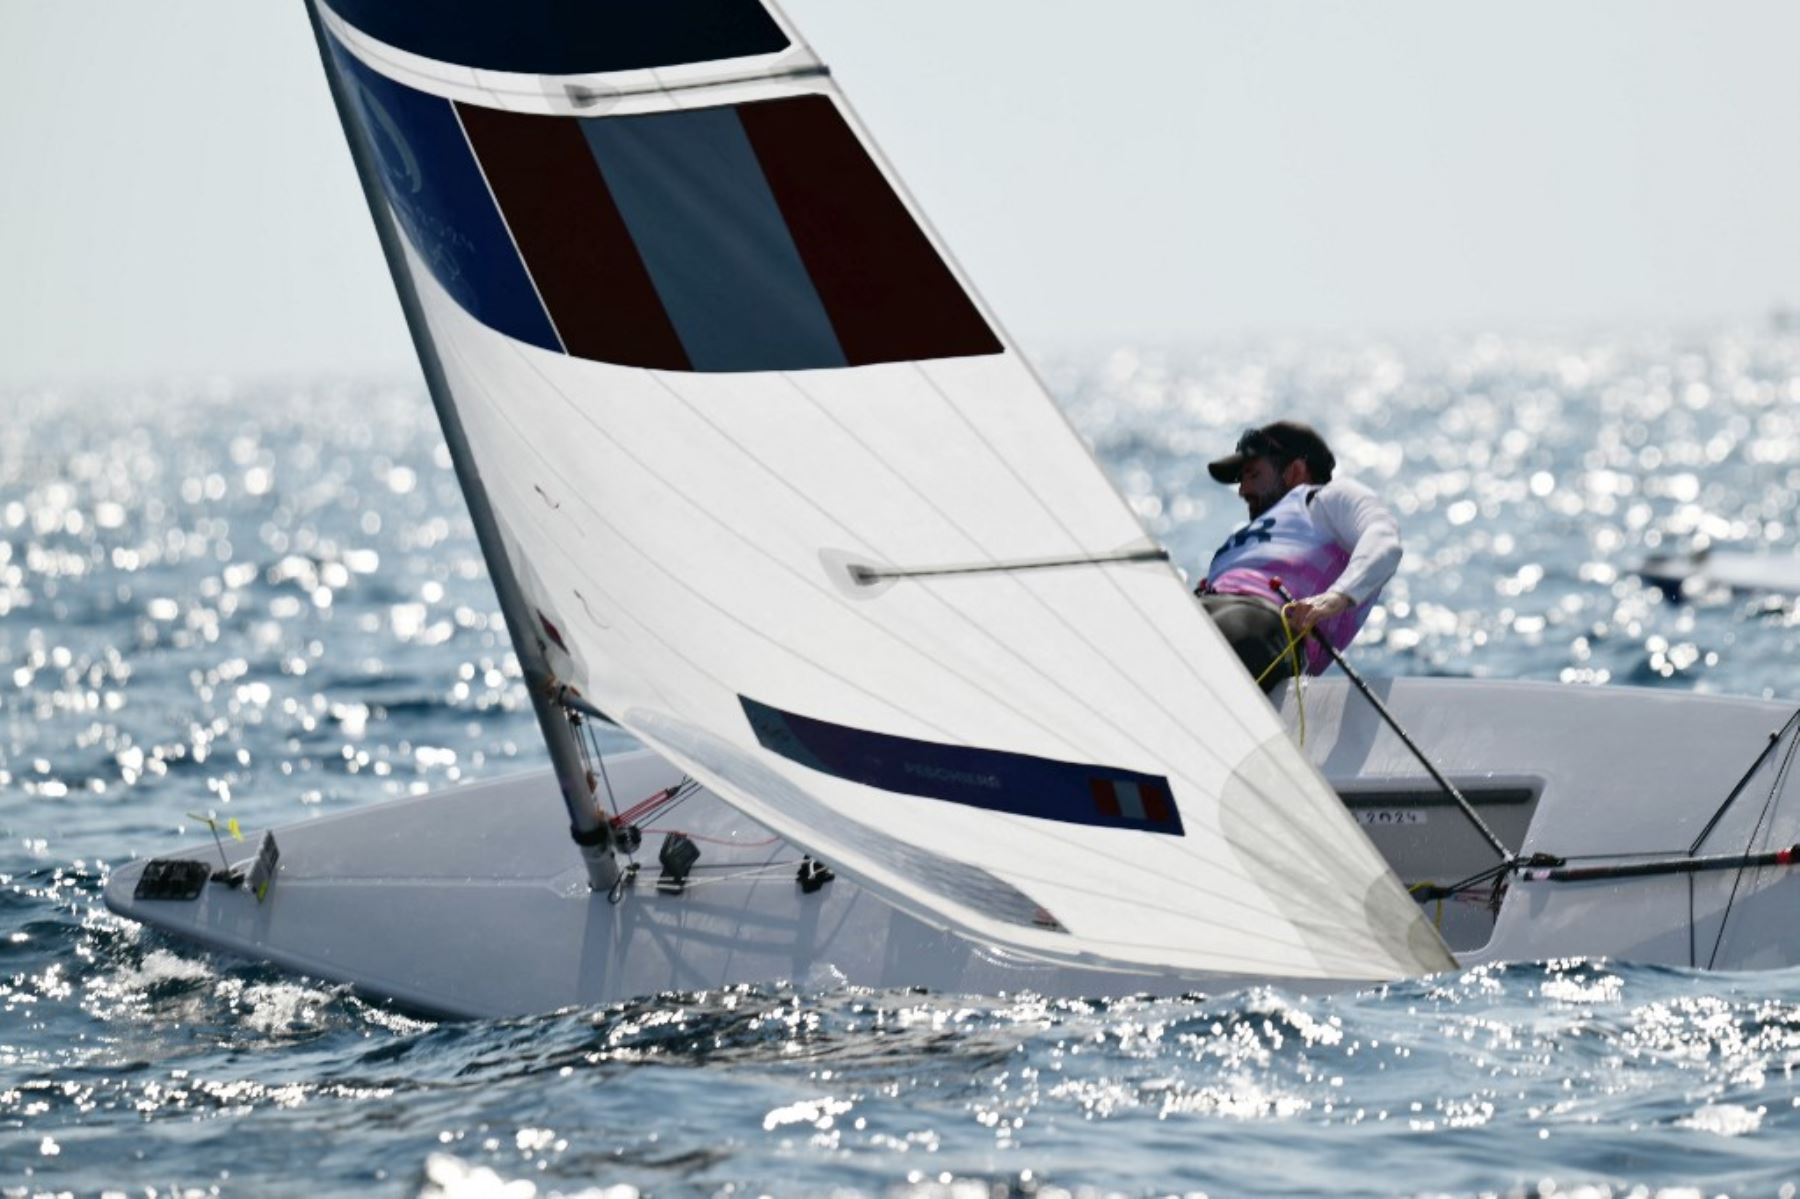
[323,0,790,77]
[328,39,560,354]
[583,109,847,373]
[742,697,1185,837]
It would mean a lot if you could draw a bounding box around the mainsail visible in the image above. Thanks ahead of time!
[307,0,1454,981]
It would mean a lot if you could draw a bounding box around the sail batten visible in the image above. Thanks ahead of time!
[317,0,1456,982]
[320,0,795,78]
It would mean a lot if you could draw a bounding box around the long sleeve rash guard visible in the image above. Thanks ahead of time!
[1306,477,1402,605]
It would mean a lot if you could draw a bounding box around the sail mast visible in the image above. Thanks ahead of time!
[301,0,617,888]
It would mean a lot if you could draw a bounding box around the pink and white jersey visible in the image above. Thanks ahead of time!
[1202,478,1401,673]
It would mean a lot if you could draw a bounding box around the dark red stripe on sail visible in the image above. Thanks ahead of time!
[738,95,1003,367]
[457,103,691,371]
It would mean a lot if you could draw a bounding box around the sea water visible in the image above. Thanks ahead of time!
[3,329,1799,1197]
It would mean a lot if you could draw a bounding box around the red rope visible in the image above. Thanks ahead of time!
[611,781,781,847]
[611,784,680,828]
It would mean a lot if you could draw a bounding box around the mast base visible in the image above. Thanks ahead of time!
[571,825,621,892]
[586,835,630,892]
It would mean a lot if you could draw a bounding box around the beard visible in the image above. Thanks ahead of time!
[1243,483,1285,519]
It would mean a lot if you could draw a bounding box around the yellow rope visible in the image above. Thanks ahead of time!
[1251,607,1307,685]
[1254,603,1311,746]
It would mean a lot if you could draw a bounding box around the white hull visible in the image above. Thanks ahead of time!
[106,678,1800,1018]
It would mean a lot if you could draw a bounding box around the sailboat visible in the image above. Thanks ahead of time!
[106,0,1800,1019]
[1636,547,1800,599]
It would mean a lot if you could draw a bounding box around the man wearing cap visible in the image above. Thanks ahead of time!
[1198,421,1401,692]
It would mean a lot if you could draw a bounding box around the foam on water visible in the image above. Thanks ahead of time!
[3,331,1800,1195]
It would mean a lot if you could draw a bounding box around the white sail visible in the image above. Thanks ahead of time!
[314,0,1454,981]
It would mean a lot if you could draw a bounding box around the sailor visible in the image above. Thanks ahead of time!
[1196,421,1401,692]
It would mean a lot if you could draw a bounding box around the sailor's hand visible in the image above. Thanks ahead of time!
[1285,591,1352,632]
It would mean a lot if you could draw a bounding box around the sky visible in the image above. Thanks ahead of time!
[2,0,1798,384]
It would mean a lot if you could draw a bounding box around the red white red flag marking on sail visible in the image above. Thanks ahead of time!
[1090,778,1174,825]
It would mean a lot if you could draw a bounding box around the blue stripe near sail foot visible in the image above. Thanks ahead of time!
[742,697,1186,836]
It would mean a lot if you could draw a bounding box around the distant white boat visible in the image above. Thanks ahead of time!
[106,0,1800,1018]
[1637,548,1800,597]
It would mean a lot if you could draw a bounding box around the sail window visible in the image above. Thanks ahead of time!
[330,33,1001,373]
[581,107,849,373]
[457,105,692,369]
[737,96,1006,365]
